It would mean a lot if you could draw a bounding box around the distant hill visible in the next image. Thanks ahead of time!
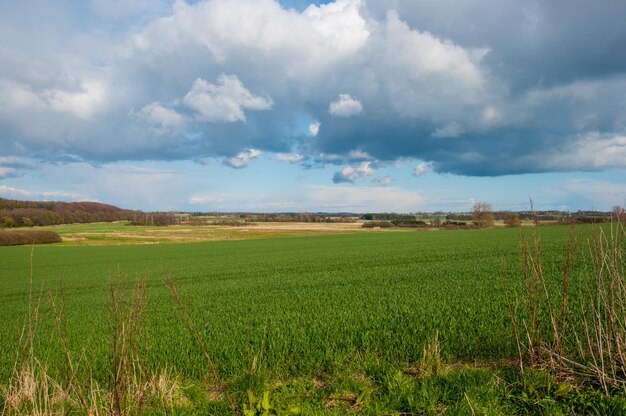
[0,198,141,227]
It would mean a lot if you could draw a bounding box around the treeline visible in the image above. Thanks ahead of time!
[242,213,357,223]
[0,198,139,227]
[128,213,177,226]
[0,197,185,228]
[361,213,417,221]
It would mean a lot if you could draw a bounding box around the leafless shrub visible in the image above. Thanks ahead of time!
[503,212,522,228]
[472,202,495,228]
[0,230,62,246]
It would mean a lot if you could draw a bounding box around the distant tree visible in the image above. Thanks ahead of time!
[151,213,176,226]
[129,212,176,226]
[613,205,625,222]
[2,216,14,228]
[503,212,521,227]
[472,202,495,228]
[21,217,34,227]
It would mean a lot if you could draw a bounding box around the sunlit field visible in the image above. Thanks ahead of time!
[4,224,624,414]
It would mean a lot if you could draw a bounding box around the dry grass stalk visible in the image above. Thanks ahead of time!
[108,276,153,415]
[571,222,626,393]
[1,266,191,415]
[418,332,443,378]
[48,287,91,413]
[505,214,626,393]
[164,275,237,414]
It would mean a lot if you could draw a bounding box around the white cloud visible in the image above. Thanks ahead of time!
[316,153,343,162]
[42,80,106,119]
[525,133,626,171]
[374,176,395,186]
[0,80,44,110]
[432,122,462,138]
[382,10,486,88]
[1,0,624,184]
[0,79,106,119]
[375,9,490,120]
[135,102,185,130]
[0,185,90,201]
[0,156,20,179]
[308,121,320,136]
[303,0,370,55]
[131,0,369,71]
[183,74,273,122]
[0,0,498,171]
[329,94,363,117]
[348,149,370,160]
[414,162,430,177]
[224,148,262,168]
[276,153,304,163]
[333,161,375,183]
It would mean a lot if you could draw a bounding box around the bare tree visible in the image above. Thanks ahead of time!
[472,202,495,228]
[613,205,625,222]
[503,212,522,227]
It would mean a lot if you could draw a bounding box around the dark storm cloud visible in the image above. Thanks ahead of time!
[364,0,626,91]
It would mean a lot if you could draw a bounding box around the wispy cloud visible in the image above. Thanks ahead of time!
[414,162,431,177]
[224,149,262,169]
[0,185,91,201]
[374,176,395,186]
[276,153,304,163]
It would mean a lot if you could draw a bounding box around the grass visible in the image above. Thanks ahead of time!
[1,225,624,414]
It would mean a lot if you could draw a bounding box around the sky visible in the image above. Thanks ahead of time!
[0,0,625,213]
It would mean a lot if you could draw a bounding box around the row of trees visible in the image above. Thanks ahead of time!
[128,212,177,226]
[0,198,182,228]
[0,198,139,228]
[472,203,626,228]
[243,213,357,223]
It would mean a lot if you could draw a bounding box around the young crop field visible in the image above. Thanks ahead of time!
[1,224,625,414]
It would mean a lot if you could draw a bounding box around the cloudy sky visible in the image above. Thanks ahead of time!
[1,0,625,212]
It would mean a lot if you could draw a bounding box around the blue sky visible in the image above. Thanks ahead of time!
[0,0,625,212]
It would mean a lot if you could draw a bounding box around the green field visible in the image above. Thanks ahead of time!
[1,225,624,414]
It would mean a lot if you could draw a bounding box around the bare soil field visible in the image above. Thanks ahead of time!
[41,221,384,246]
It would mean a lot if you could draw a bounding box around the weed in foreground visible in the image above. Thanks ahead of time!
[503,219,626,393]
